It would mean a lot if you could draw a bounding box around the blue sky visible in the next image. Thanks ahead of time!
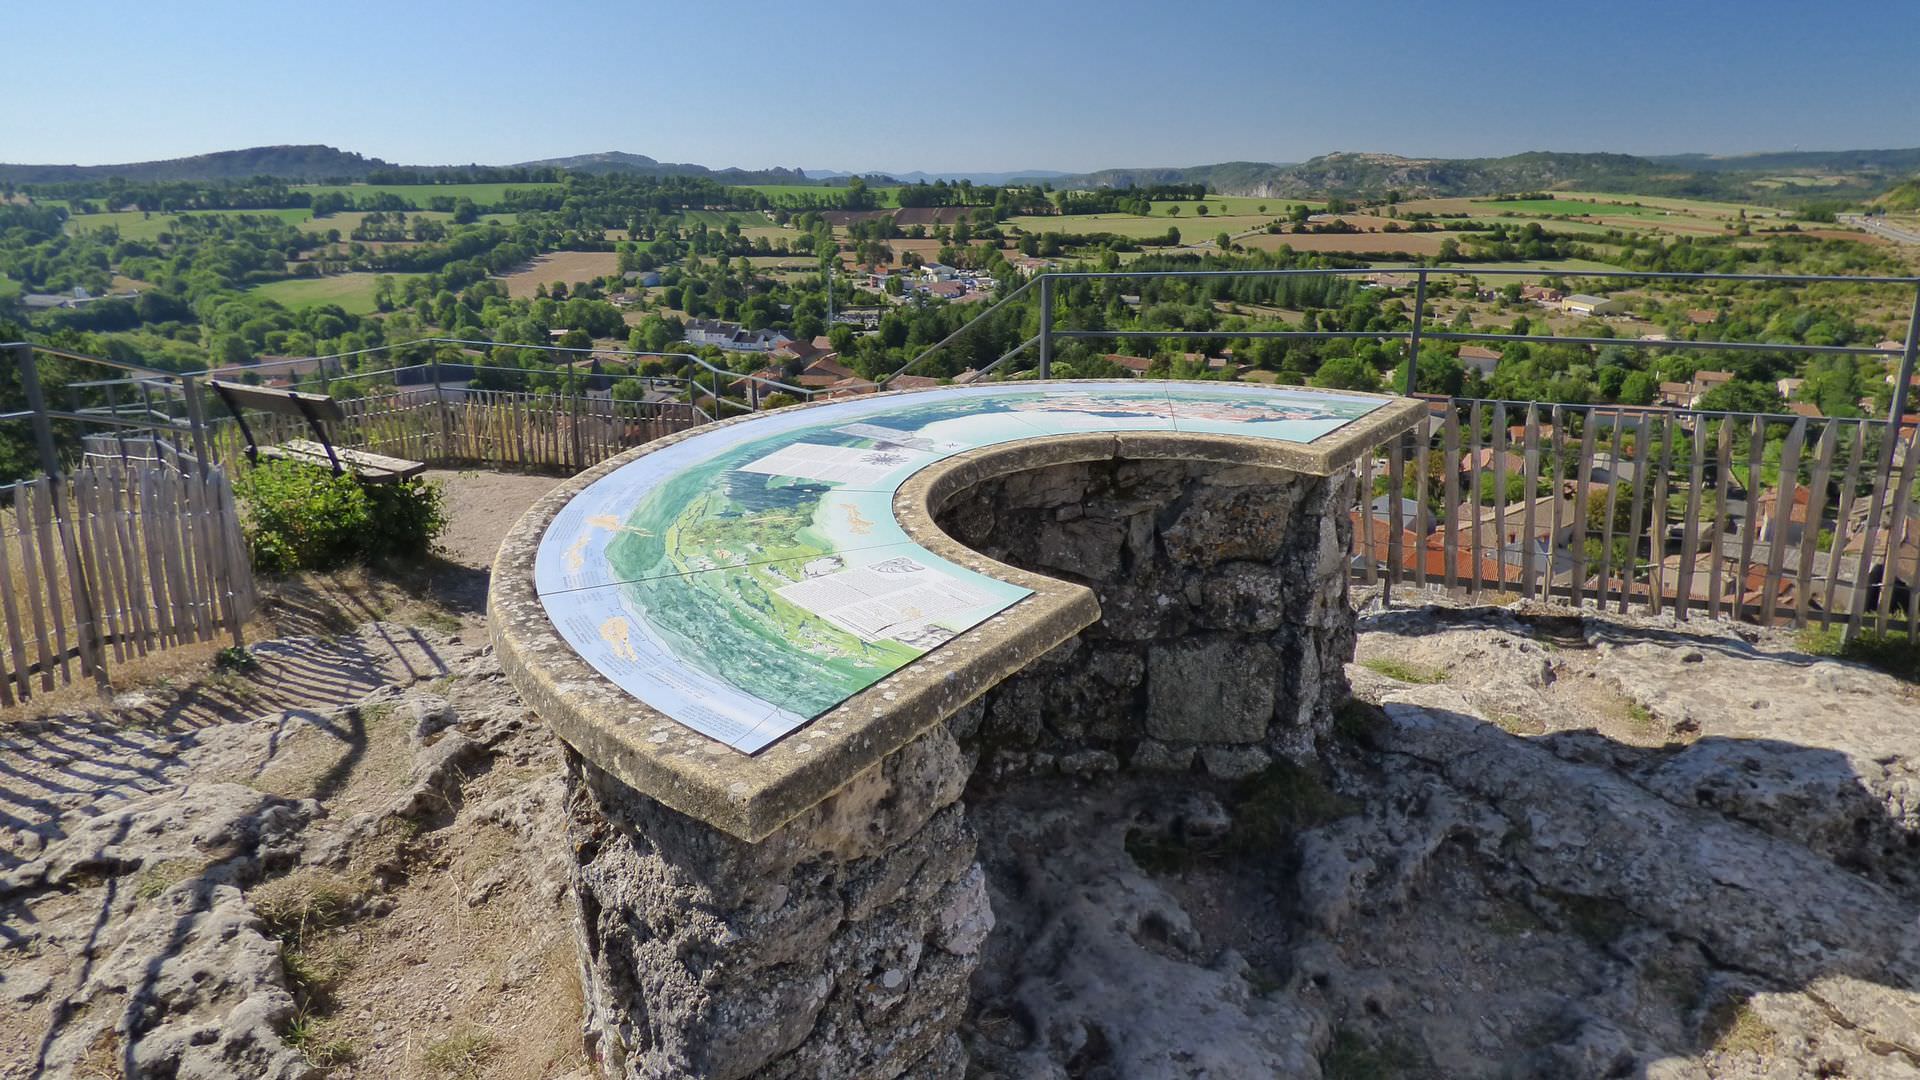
[6,1,1916,173]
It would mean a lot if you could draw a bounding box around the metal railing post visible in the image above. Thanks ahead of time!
[431,352,452,461]
[15,344,62,479]
[1037,275,1054,380]
[568,357,584,470]
[1404,271,1428,396]
[1886,282,1920,434]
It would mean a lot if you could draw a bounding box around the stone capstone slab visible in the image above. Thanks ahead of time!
[490,387,1423,842]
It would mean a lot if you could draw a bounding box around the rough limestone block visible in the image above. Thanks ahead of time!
[1146,638,1278,743]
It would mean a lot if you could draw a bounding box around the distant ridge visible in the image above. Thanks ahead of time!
[2,144,1915,203]
[1042,148,1920,201]
[507,151,812,185]
[0,145,392,184]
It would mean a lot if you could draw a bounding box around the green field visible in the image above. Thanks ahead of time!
[66,207,313,240]
[250,272,424,315]
[735,183,902,207]
[292,181,560,206]
[296,209,461,234]
[1473,198,1679,219]
[1004,211,1278,239]
[1461,217,1621,236]
[1147,196,1315,216]
[670,209,779,228]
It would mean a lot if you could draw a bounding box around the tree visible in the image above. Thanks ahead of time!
[1393,352,1465,396]
[1619,370,1658,406]
[1195,204,1209,217]
[1216,231,1232,251]
[1312,355,1381,391]
[1698,380,1784,415]
[1166,205,1181,217]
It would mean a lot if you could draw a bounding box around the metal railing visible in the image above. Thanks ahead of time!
[7,266,1917,646]
[891,266,1920,640]
[1,338,847,479]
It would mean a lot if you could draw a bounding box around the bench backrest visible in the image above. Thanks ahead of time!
[208,379,347,423]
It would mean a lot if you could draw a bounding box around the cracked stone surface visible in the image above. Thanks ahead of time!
[4,582,1917,1078]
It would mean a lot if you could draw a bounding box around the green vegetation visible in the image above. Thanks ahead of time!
[737,182,901,206]
[294,181,558,206]
[3,152,1915,490]
[1229,759,1358,853]
[251,273,425,315]
[65,206,313,240]
[235,460,448,572]
[1795,625,1918,681]
[1360,657,1450,684]
[1321,1028,1423,1080]
[1705,999,1779,1057]
[1474,197,1675,218]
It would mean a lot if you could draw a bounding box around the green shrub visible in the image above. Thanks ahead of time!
[236,459,447,573]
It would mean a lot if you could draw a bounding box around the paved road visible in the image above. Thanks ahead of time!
[1842,214,1920,245]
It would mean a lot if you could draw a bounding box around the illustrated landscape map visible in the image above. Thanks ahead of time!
[534,382,1387,753]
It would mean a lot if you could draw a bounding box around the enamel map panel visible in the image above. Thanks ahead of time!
[535,382,1386,752]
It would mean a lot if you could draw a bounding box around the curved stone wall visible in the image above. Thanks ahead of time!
[939,457,1355,781]
[556,453,1357,1078]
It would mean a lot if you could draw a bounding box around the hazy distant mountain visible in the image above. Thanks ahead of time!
[1,144,1913,204]
[1045,149,1919,201]
[1649,148,1920,174]
[0,145,391,184]
[509,151,811,185]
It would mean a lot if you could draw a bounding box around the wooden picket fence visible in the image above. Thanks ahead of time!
[202,387,708,474]
[0,461,252,703]
[1351,399,1920,639]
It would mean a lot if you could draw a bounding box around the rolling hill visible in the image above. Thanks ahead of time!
[0,145,393,184]
[3,144,1915,205]
[508,151,812,185]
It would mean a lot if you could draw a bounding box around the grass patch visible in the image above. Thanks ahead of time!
[414,609,463,635]
[1360,657,1449,684]
[131,858,205,900]
[294,181,558,206]
[1795,625,1918,682]
[423,1029,496,1079]
[286,1013,358,1067]
[64,207,312,241]
[1491,711,1545,736]
[1229,759,1358,855]
[250,272,426,315]
[1620,699,1659,738]
[1322,1027,1422,1079]
[1705,998,1778,1057]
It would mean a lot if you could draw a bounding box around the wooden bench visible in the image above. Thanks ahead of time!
[208,379,426,484]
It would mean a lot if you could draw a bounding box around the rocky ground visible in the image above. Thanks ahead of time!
[0,463,1916,1078]
[960,593,1920,1080]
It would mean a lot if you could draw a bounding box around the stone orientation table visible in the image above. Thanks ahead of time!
[490,381,1423,1079]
